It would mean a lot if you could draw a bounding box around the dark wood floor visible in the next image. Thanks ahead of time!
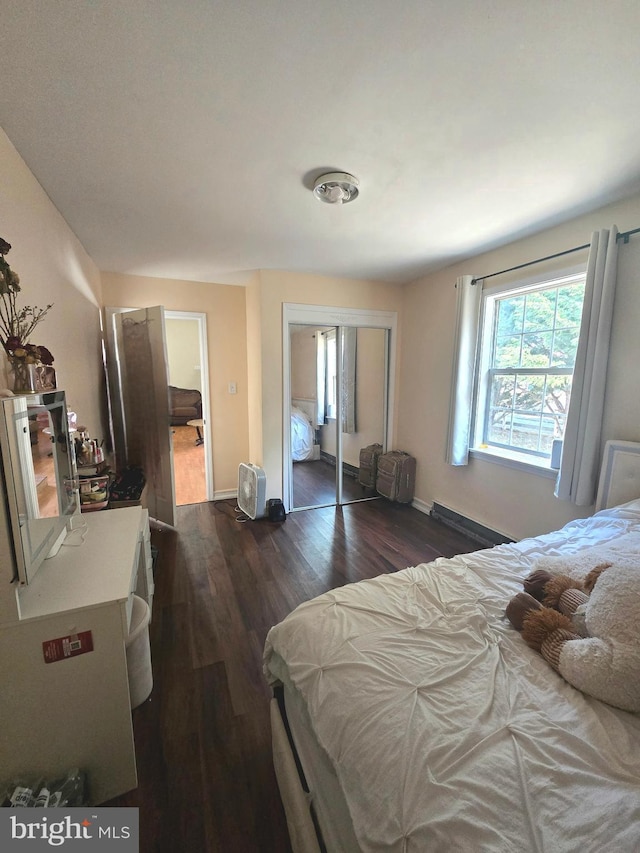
[292,458,370,507]
[106,499,479,852]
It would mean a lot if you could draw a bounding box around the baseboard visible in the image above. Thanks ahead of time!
[430,502,514,547]
[411,497,433,516]
[319,452,359,479]
[214,489,237,501]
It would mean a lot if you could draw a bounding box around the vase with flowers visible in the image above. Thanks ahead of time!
[0,237,55,393]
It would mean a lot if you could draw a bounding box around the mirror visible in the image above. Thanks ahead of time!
[289,324,389,509]
[0,391,78,584]
[338,326,388,499]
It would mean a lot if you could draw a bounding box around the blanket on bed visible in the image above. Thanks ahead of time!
[264,502,640,852]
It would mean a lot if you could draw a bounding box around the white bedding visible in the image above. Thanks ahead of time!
[264,500,640,852]
[291,406,315,462]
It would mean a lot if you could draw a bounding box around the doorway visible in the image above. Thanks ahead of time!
[103,306,213,516]
[283,304,396,512]
[164,311,213,505]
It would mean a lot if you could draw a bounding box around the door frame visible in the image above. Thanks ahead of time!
[164,310,214,502]
[282,303,397,512]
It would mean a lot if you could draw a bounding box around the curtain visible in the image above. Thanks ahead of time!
[555,227,619,505]
[316,330,326,426]
[341,327,357,434]
[445,275,482,465]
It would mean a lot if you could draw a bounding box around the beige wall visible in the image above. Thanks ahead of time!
[398,192,640,540]
[349,326,386,463]
[290,327,317,401]
[0,129,105,437]
[5,117,638,538]
[100,272,250,494]
[245,274,264,464]
[165,317,202,391]
[257,269,403,498]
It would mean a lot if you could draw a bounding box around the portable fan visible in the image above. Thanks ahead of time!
[237,463,267,519]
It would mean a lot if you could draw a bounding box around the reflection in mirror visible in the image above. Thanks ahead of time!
[290,324,335,509]
[290,324,389,510]
[0,392,79,585]
[341,326,388,492]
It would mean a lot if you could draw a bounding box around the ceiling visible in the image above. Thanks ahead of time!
[2,1,640,285]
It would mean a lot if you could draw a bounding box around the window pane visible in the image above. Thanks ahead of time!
[523,289,556,333]
[540,415,560,453]
[490,374,516,409]
[511,413,542,452]
[487,409,512,446]
[514,374,544,412]
[521,331,552,367]
[479,275,585,459]
[556,282,585,327]
[543,374,572,422]
[552,327,580,367]
[496,295,524,337]
[493,335,521,368]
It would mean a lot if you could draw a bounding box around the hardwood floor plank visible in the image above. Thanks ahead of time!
[106,498,479,852]
[172,425,206,506]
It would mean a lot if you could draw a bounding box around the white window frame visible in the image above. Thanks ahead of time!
[471,270,586,477]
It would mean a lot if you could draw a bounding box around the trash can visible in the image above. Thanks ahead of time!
[126,595,153,709]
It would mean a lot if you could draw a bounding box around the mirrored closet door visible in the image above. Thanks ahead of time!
[283,305,396,512]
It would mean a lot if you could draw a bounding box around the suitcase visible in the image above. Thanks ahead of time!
[358,443,384,489]
[376,451,416,503]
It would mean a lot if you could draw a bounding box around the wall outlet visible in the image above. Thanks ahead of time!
[228,382,237,395]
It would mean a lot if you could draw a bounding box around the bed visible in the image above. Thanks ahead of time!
[264,499,640,852]
[291,403,316,462]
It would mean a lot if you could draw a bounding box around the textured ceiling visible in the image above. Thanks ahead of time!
[1,1,640,284]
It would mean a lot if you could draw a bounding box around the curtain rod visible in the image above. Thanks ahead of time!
[471,225,640,285]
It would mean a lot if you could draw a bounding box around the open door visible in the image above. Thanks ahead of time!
[113,306,176,528]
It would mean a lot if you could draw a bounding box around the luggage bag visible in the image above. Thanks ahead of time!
[358,443,384,489]
[376,451,416,503]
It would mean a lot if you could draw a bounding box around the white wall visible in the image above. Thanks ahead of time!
[398,192,640,540]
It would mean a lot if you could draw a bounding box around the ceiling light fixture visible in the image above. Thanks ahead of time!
[313,172,359,205]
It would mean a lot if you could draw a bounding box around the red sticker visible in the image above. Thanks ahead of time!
[42,631,94,663]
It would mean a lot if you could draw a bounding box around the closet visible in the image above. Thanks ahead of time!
[283,304,397,511]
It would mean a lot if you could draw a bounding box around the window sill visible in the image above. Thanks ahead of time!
[470,447,559,479]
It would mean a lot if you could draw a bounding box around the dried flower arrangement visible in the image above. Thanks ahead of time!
[0,237,55,390]
[0,237,54,362]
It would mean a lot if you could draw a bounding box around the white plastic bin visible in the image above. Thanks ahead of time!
[126,594,153,709]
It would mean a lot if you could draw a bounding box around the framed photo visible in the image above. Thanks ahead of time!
[34,366,56,392]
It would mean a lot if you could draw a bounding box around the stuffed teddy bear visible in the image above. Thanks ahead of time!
[506,560,640,713]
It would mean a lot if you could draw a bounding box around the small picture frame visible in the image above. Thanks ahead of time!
[35,366,56,392]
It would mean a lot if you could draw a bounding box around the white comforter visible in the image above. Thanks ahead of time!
[264,501,640,852]
[291,406,314,462]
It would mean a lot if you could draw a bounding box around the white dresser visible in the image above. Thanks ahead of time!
[0,506,153,805]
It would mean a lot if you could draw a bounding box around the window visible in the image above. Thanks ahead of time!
[325,329,337,419]
[473,273,585,465]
